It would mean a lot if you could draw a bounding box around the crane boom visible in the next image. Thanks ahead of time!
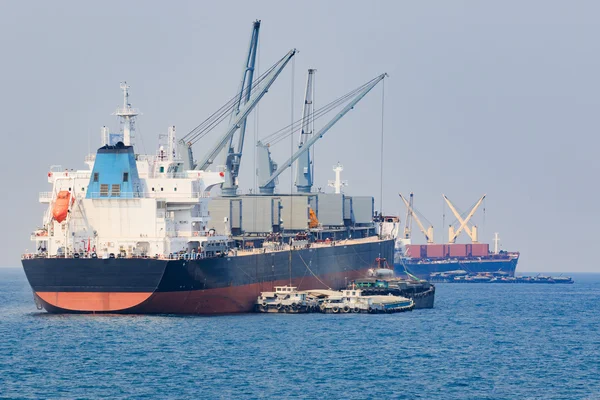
[195,48,296,171]
[221,20,260,196]
[402,192,414,239]
[259,73,387,193]
[295,69,316,193]
[178,48,297,172]
[443,194,486,243]
[399,193,433,243]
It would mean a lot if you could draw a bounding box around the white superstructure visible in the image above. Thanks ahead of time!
[30,85,228,259]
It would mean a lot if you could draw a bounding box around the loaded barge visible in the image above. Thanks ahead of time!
[429,271,574,284]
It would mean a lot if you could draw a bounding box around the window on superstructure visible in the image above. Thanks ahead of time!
[123,172,129,183]
[93,173,99,182]
[111,184,121,196]
[100,184,109,197]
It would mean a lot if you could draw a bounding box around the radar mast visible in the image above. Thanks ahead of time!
[113,82,139,146]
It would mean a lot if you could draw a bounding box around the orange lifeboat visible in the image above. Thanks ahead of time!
[52,191,74,223]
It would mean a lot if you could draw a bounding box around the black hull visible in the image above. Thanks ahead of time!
[22,239,394,314]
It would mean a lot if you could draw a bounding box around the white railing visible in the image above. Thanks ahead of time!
[49,171,91,179]
[39,192,53,202]
[87,192,211,199]
[30,235,49,241]
[135,154,155,162]
[169,231,210,238]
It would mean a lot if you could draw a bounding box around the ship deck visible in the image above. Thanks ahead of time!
[22,235,390,261]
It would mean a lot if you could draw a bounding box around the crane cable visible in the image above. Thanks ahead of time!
[181,53,289,145]
[260,75,382,147]
[264,76,380,145]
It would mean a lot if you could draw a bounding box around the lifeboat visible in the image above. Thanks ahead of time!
[52,191,74,223]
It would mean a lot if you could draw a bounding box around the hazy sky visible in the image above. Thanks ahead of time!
[0,1,597,272]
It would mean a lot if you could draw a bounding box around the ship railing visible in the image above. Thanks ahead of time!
[169,231,210,238]
[39,192,53,202]
[48,171,91,179]
[86,192,211,199]
[152,171,219,180]
[30,234,49,241]
[135,154,155,162]
[21,252,227,261]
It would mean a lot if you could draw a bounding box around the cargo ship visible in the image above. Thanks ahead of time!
[21,21,393,314]
[392,193,519,279]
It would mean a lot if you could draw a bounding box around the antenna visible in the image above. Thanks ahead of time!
[328,163,347,194]
[113,82,140,146]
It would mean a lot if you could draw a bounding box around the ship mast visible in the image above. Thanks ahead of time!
[493,232,500,254]
[327,162,347,194]
[114,82,139,146]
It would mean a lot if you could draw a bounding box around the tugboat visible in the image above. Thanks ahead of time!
[319,288,414,314]
[254,285,415,314]
[349,257,436,309]
[255,286,320,313]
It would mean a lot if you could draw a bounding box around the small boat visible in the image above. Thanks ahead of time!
[552,276,574,284]
[319,288,414,314]
[255,286,414,314]
[255,286,319,313]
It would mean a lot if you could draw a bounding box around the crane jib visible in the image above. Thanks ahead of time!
[259,73,387,190]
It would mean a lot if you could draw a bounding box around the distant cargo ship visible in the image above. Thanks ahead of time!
[391,193,520,279]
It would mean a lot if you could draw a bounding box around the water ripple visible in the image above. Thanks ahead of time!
[0,268,599,399]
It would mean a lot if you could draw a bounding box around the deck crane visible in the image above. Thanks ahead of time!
[221,20,260,196]
[257,73,387,195]
[295,69,315,193]
[402,192,415,240]
[399,193,434,243]
[443,194,486,243]
[177,47,297,173]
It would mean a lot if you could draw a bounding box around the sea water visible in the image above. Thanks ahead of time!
[0,267,599,399]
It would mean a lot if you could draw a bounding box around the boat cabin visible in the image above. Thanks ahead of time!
[273,286,306,301]
[342,289,364,297]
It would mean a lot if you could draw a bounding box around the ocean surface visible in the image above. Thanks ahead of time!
[0,268,599,400]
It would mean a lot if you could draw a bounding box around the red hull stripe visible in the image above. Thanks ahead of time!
[36,269,369,314]
[36,292,153,312]
[134,269,369,314]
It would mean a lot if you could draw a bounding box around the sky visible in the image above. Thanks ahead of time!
[0,1,597,272]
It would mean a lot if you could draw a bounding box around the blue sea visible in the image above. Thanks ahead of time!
[0,267,599,400]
